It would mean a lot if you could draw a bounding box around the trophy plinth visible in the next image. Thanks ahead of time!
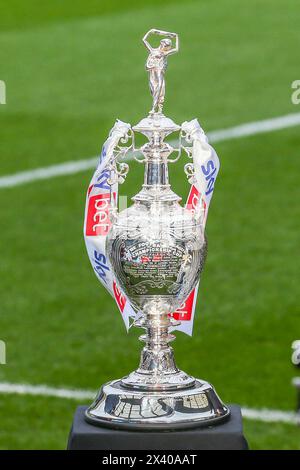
[70,406,248,449]
[85,379,229,430]
[84,29,230,429]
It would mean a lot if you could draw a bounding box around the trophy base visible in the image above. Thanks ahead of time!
[85,378,230,430]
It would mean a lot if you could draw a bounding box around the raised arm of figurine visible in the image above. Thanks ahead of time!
[142,29,179,55]
[162,31,179,56]
[142,29,155,52]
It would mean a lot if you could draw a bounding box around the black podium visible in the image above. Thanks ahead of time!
[67,405,248,450]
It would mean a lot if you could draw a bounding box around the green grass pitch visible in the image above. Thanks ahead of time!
[0,0,300,449]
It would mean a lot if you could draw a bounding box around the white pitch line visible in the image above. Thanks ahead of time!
[1,112,300,189]
[0,382,299,425]
[0,156,99,189]
[207,111,300,142]
[241,407,300,425]
[0,382,95,400]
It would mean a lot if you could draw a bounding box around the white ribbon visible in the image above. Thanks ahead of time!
[174,119,220,335]
[84,120,133,330]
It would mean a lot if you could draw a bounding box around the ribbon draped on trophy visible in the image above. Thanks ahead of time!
[84,31,220,337]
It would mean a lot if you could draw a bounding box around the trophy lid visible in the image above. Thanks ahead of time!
[133,114,180,139]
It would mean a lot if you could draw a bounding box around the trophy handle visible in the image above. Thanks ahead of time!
[166,131,183,163]
[179,128,196,184]
[106,127,133,186]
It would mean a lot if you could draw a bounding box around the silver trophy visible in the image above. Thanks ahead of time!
[85,29,229,429]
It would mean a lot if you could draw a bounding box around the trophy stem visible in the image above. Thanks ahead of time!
[121,312,196,391]
[138,312,178,375]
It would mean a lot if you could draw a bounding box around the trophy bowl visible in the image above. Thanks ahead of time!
[107,189,207,317]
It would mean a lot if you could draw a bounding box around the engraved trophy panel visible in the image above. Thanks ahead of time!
[85,29,229,429]
[106,167,207,316]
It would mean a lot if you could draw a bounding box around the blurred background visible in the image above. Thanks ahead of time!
[0,0,300,449]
